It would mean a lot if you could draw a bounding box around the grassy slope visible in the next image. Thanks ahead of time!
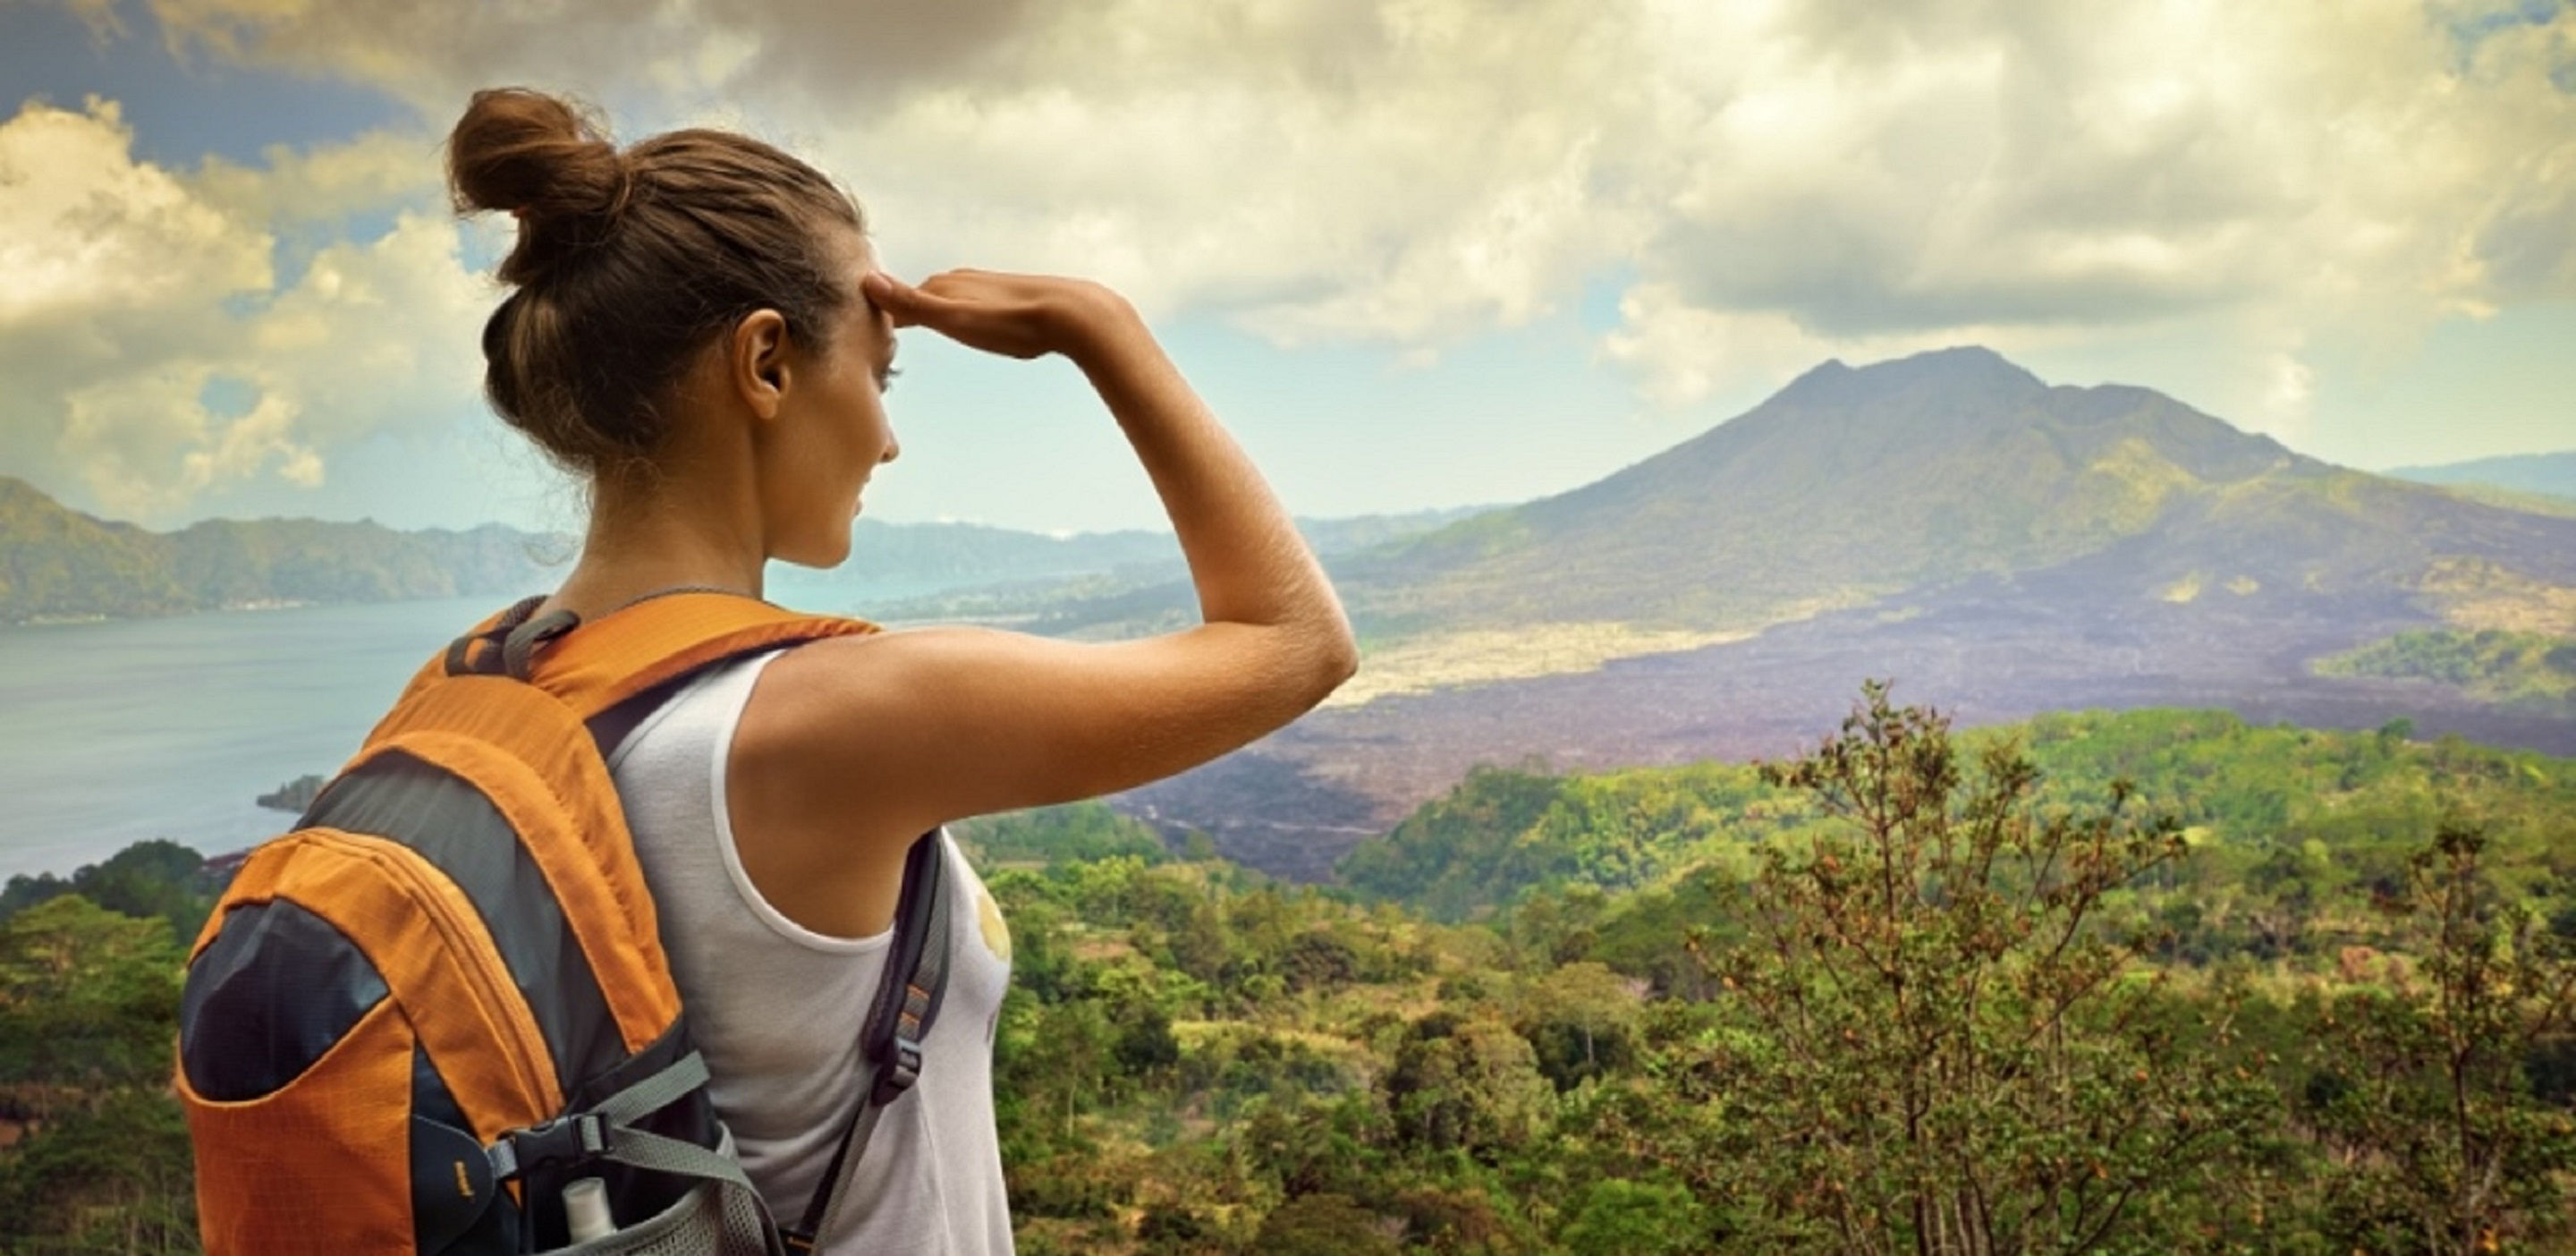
[1340,705,2576,920]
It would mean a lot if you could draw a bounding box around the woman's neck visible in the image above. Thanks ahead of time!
[542,474,770,619]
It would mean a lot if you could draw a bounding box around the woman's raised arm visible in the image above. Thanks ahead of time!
[740,268,1359,850]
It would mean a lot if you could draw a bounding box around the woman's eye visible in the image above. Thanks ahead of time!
[877,366,902,391]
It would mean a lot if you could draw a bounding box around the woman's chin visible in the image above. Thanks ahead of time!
[775,528,856,571]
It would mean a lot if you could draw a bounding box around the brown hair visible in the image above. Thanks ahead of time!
[444,88,864,479]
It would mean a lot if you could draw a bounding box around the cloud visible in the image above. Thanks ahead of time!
[6,0,2567,520]
[58,363,319,514]
[142,0,1034,121]
[59,0,124,41]
[0,96,485,522]
[134,1,2574,348]
[0,96,269,331]
[144,0,1656,336]
[190,127,446,225]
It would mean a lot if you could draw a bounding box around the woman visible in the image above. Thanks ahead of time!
[445,88,1357,1252]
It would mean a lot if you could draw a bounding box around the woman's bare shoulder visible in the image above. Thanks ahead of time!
[736,618,1347,837]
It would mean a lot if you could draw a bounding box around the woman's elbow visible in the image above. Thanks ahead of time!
[1306,613,1360,702]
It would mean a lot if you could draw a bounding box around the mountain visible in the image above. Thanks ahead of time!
[796,506,1485,611]
[1340,347,2320,631]
[0,478,563,623]
[1005,348,2575,641]
[0,478,1477,624]
[1105,349,2576,880]
[2386,451,2576,504]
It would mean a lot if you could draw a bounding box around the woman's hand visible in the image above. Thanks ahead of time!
[860,268,1139,362]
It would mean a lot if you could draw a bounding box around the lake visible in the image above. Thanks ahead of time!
[0,577,936,882]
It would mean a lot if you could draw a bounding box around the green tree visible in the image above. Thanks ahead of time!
[1510,962,1640,1092]
[2304,823,2576,1253]
[1383,1011,1555,1159]
[1689,683,2271,1252]
[0,840,218,945]
[0,1089,198,1253]
[1555,1177,1707,1255]
[0,895,197,1252]
[0,895,187,1102]
[1252,1193,1401,1256]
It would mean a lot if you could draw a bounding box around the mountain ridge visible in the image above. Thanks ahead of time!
[2386,450,2576,504]
[0,477,564,623]
[1367,345,2338,626]
[1004,345,2415,644]
[0,476,1479,624]
[1101,347,2576,878]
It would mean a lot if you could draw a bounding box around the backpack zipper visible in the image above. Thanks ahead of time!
[310,828,563,1121]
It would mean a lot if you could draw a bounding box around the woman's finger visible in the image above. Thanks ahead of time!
[865,268,1056,359]
[861,271,936,328]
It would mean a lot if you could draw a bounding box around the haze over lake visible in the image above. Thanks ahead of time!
[0,573,941,881]
[0,597,495,879]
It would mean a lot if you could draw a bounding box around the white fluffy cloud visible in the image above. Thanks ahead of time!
[133,0,2576,371]
[0,96,484,521]
[0,98,269,332]
[1606,0,2576,406]
[9,0,2572,519]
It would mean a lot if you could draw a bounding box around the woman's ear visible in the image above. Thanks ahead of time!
[730,309,792,421]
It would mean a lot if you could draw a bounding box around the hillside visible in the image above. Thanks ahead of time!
[24,709,2576,1252]
[2388,449,2576,503]
[1337,705,2576,919]
[1347,349,2312,629]
[1106,350,2576,878]
[842,510,1483,590]
[0,477,560,623]
[1037,350,2573,639]
[0,479,1470,624]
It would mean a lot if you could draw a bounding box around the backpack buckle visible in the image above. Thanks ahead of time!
[873,1036,923,1105]
[487,1112,609,1182]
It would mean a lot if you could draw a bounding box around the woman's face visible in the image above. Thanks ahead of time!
[758,231,901,568]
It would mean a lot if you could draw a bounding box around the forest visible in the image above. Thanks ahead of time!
[4,690,2575,1253]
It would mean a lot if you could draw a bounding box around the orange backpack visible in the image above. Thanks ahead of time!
[175,591,942,1254]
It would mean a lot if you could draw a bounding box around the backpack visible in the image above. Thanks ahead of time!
[176,590,956,1254]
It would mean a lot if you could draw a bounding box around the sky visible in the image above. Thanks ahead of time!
[1,0,2572,537]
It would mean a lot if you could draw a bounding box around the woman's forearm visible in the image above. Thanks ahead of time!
[1068,309,1354,666]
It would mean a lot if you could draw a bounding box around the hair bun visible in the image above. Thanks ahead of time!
[445,87,633,284]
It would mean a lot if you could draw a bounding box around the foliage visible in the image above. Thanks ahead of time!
[1252,1192,1402,1256]
[20,691,2576,1252]
[1555,1177,1707,1255]
[0,896,197,1253]
[1681,683,2273,1252]
[0,896,190,1103]
[955,802,1174,868]
[0,475,553,624]
[2300,824,2576,1252]
[1341,704,2576,945]
[1339,761,1790,921]
[2317,628,2576,709]
[0,840,223,945]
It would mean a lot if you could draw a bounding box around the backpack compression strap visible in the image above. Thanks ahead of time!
[782,830,954,1253]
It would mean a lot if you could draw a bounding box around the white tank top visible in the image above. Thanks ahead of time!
[608,648,1016,1256]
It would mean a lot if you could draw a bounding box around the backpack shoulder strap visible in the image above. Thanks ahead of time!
[540,590,882,720]
[434,590,879,722]
[783,831,954,1252]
